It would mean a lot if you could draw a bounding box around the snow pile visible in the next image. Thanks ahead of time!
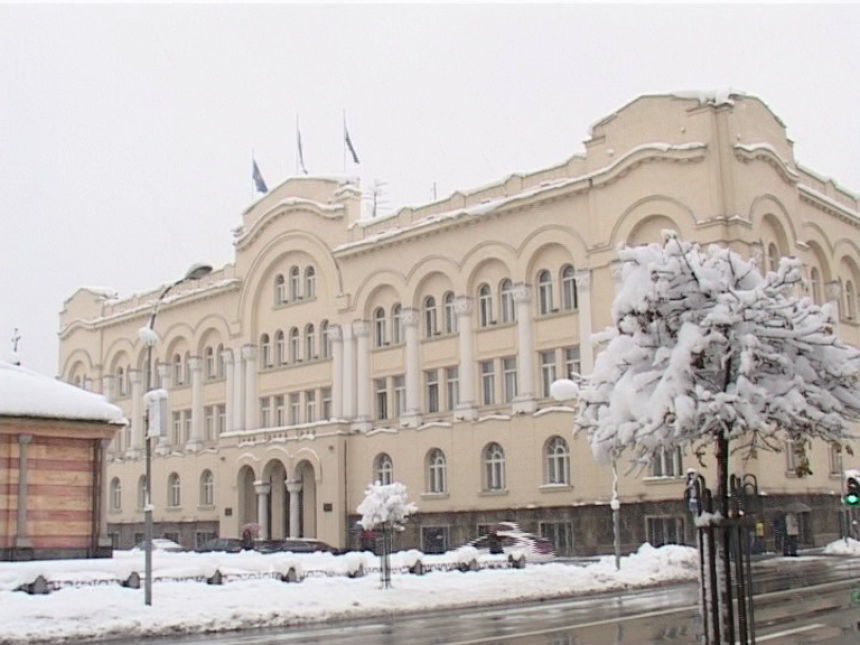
[822,537,860,556]
[0,361,125,425]
[0,544,699,644]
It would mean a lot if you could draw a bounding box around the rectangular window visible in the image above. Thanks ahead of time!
[290,393,300,425]
[322,388,332,420]
[196,532,217,550]
[445,366,459,411]
[171,411,181,445]
[540,350,557,398]
[216,404,226,437]
[830,443,843,476]
[305,391,316,423]
[259,397,271,428]
[183,410,192,443]
[646,516,685,547]
[503,357,518,403]
[564,346,581,379]
[480,360,495,406]
[540,521,573,556]
[426,370,439,413]
[375,378,389,420]
[650,446,683,477]
[394,376,406,417]
[204,405,215,441]
[274,394,285,427]
[420,526,450,555]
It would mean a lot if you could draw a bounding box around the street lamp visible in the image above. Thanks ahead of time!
[140,262,212,606]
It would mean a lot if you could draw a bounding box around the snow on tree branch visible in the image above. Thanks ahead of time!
[578,234,860,470]
[357,481,418,530]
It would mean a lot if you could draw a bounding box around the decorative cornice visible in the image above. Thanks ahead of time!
[733,143,799,186]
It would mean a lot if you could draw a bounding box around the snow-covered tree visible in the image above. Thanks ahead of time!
[579,233,860,493]
[357,481,417,588]
[578,232,860,643]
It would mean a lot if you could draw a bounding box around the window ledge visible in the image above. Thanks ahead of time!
[479,489,509,497]
[420,492,450,500]
[166,506,183,512]
[197,504,216,511]
[539,483,572,493]
[643,476,684,485]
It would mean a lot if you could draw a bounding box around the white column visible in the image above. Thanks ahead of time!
[187,357,203,451]
[232,347,245,431]
[243,345,257,431]
[342,323,356,419]
[512,284,536,414]
[330,325,344,419]
[286,480,303,539]
[353,319,371,429]
[128,369,143,457]
[401,307,421,428]
[222,349,235,434]
[254,481,271,541]
[455,296,477,420]
[155,363,172,453]
[575,270,594,375]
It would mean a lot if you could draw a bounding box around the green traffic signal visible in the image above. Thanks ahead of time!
[846,492,860,506]
[845,477,860,505]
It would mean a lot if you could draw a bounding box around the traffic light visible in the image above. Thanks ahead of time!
[846,476,860,506]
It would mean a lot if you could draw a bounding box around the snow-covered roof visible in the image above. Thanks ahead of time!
[0,361,126,425]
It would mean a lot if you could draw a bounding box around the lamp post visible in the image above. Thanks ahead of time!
[141,262,212,606]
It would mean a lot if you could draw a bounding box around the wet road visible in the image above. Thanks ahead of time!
[101,555,860,645]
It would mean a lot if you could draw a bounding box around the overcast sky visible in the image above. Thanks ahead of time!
[2,3,859,378]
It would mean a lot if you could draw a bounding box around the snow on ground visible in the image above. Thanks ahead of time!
[0,544,699,645]
[823,536,860,555]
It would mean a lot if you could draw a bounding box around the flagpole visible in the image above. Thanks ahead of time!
[342,110,346,176]
[251,149,254,201]
[295,114,299,177]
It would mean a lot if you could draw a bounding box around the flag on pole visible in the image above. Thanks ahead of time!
[252,158,268,193]
[297,121,308,175]
[344,121,360,164]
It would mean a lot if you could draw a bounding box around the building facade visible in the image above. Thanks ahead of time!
[58,92,860,556]
[1,361,124,560]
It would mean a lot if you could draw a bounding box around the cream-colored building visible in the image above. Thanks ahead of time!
[58,92,860,556]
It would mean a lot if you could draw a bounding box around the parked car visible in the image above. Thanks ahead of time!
[459,523,556,562]
[254,538,340,554]
[195,537,244,553]
[131,538,186,553]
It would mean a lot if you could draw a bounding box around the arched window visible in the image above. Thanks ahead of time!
[478,284,493,327]
[304,266,316,299]
[500,279,516,323]
[289,266,301,300]
[483,443,506,491]
[392,304,403,344]
[767,243,779,274]
[137,475,146,510]
[275,330,286,365]
[545,436,570,485]
[845,280,856,321]
[320,320,331,358]
[427,449,447,494]
[216,344,225,378]
[204,346,215,379]
[289,328,300,362]
[110,477,122,511]
[811,267,822,305]
[374,453,394,486]
[561,265,578,311]
[537,269,553,315]
[374,307,387,347]
[305,324,316,359]
[275,274,286,305]
[260,333,271,368]
[116,366,126,396]
[200,470,214,507]
[443,291,458,334]
[184,351,191,385]
[168,473,181,508]
[173,353,183,385]
[424,296,437,338]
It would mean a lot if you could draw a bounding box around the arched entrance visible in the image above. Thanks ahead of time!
[262,459,288,540]
[236,465,257,536]
[294,459,317,538]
